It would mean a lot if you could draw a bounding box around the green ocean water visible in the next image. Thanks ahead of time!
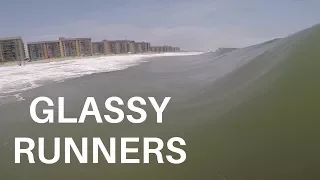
[183,24,320,179]
[0,24,320,180]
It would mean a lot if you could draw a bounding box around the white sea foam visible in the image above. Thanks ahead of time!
[0,52,201,103]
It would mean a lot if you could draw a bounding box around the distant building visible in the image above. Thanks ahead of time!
[127,41,136,54]
[92,42,104,55]
[139,42,150,53]
[0,37,25,62]
[135,42,143,53]
[26,36,179,60]
[59,37,92,57]
[102,40,112,54]
[153,46,158,52]
[150,45,180,53]
[116,40,135,54]
[27,37,93,60]
[106,40,135,54]
[28,40,61,60]
[118,40,128,54]
[108,41,121,54]
[173,47,180,52]
[100,40,151,54]
[92,40,112,55]
[150,46,162,52]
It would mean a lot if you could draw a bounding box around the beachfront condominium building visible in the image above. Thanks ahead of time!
[150,46,161,52]
[135,42,143,53]
[118,40,135,54]
[108,41,121,54]
[92,42,104,55]
[127,41,136,54]
[173,47,180,52]
[107,40,135,54]
[150,45,180,53]
[27,37,93,60]
[59,37,93,57]
[28,41,61,60]
[135,42,150,53]
[0,37,25,62]
[141,42,150,52]
[163,46,169,52]
[92,40,111,55]
[92,40,151,55]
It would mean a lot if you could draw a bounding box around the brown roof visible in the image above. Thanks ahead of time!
[27,40,59,45]
[59,37,91,41]
[0,36,22,41]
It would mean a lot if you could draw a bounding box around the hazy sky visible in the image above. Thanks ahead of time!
[0,0,319,51]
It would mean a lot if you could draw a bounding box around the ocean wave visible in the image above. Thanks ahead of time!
[0,52,201,104]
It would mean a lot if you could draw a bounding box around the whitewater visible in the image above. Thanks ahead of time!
[0,52,200,104]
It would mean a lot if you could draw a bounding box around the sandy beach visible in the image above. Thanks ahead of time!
[0,52,182,67]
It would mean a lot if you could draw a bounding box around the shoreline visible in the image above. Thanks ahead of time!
[0,52,196,67]
[0,52,203,106]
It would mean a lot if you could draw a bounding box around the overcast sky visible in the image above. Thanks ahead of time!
[0,0,319,51]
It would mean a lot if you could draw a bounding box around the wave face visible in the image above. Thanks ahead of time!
[0,52,200,105]
[182,24,320,180]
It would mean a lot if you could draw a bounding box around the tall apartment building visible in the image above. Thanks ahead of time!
[162,46,168,52]
[27,37,93,60]
[92,40,151,55]
[28,41,61,60]
[108,41,121,54]
[135,42,143,53]
[107,40,136,54]
[163,46,171,52]
[92,40,111,55]
[141,42,150,52]
[150,46,161,52]
[117,40,127,54]
[102,40,112,54]
[150,45,180,53]
[92,42,104,55]
[0,37,25,62]
[173,47,180,52]
[128,41,136,53]
[118,40,135,54]
[135,42,150,53]
[59,37,92,57]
